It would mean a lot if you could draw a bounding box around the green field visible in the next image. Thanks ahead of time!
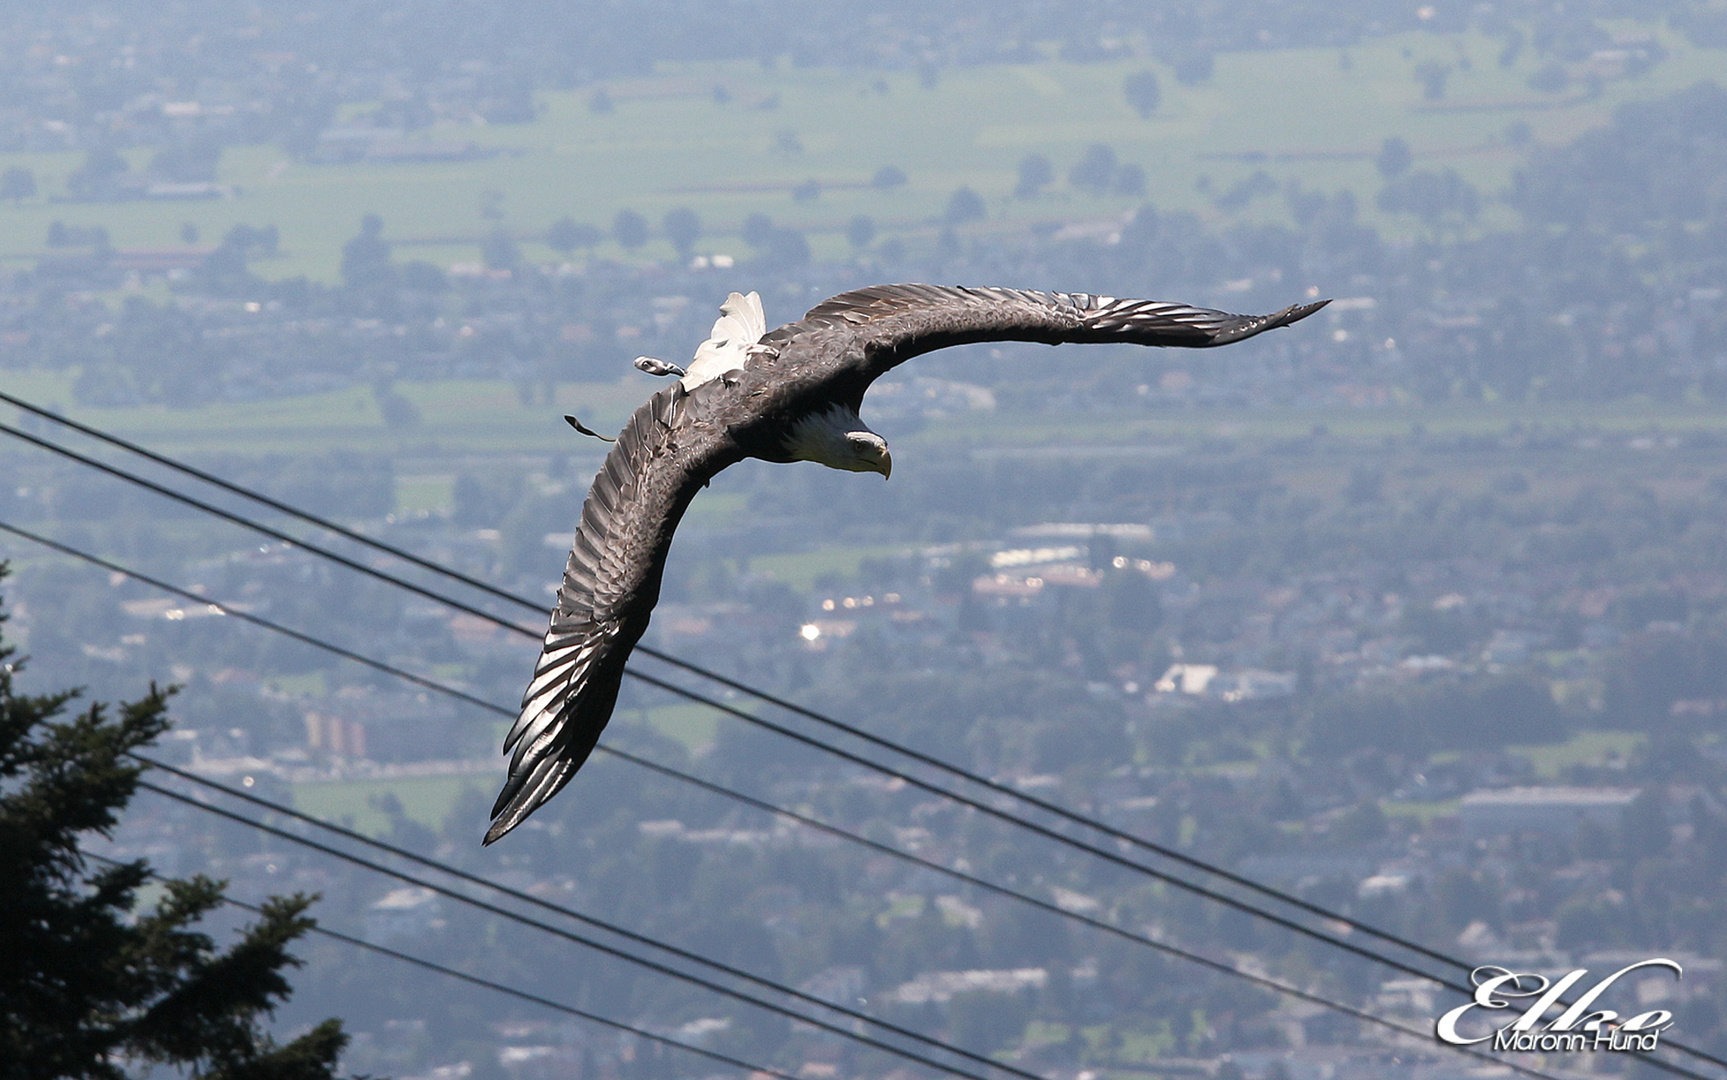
[624,703,721,755]
[394,473,457,515]
[1509,730,1644,779]
[0,26,1721,280]
[749,544,915,589]
[292,771,491,834]
[285,701,719,835]
[1378,797,1464,826]
[0,371,654,455]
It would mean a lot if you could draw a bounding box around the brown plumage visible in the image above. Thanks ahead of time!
[486,284,1327,843]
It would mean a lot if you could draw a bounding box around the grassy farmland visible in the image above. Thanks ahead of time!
[0,25,1722,280]
[292,771,492,835]
[287,703,719,834]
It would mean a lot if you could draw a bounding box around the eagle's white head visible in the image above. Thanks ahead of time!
[783,404,892,478]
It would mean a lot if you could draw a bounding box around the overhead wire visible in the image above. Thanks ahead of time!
[142,774,1592,1080]
[0,424,1490,994]
[0,387,551,610]
[2,521,1696,1080]
[139,767,1045,1080]
[0,420,542,636]
[128,764,1040,1080]
[4,405,1722,1077]
[0,418,1483,986]
[80,854,802,1080]
[0,390,1528,976]
[135,778,1029,1080]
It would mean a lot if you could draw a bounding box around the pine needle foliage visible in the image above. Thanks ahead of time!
[0,566,353,1080]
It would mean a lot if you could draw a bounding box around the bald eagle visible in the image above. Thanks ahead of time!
[486,284,1327,843]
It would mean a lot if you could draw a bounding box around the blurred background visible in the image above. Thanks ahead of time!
[3,1,1727,1076]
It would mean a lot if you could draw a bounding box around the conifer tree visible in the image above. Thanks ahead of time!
[0,568,352,1079]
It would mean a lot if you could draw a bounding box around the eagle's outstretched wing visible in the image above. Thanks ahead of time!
[760,283,1328,379]
[485,385,739,844]
[490,285,1327,843]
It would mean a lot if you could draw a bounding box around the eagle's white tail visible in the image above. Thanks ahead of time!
[681,291,766,389]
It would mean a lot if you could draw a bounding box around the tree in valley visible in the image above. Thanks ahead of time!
[0,570,353,1079]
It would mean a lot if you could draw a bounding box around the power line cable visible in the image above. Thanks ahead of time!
[0,516,1443,1004]
[0,425,1481,986]
[0,420,541,635]
[7,523,1692,1080]
[135,779,1027,1080]
[81,854,802,1080]
[0,431,1488,1004]
[0,518,512,715]
[139,779,1586,1080]
[0,388,539,612]
[0,393,1534,977]
[141,763,1046,1080]
[146,757,1605,1080]
[627,671,1490,987]
[6,420,1723,1077]
[138,736,1727,1080]
[5,387,1454,966]
[0,516,1060,1078]
[0,523,1218,1080]
[0,523,1041,1080]
[0,406,1517,973]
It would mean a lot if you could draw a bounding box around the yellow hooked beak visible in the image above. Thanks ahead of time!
[844,431,892,478]
[860,440,891,479]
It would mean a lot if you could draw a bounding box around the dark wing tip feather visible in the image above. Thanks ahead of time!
[1203,298,1330,345]
[1077,295,1331,348]
[486,386,694,846]
[484,744,594,845]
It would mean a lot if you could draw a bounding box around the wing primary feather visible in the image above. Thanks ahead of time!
[485,753,586,845]
[1068,294,1330,346]
[773,284,1329,373]
[489,381,734,844]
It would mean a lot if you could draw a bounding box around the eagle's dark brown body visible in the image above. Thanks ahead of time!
[487,284,1327,843]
